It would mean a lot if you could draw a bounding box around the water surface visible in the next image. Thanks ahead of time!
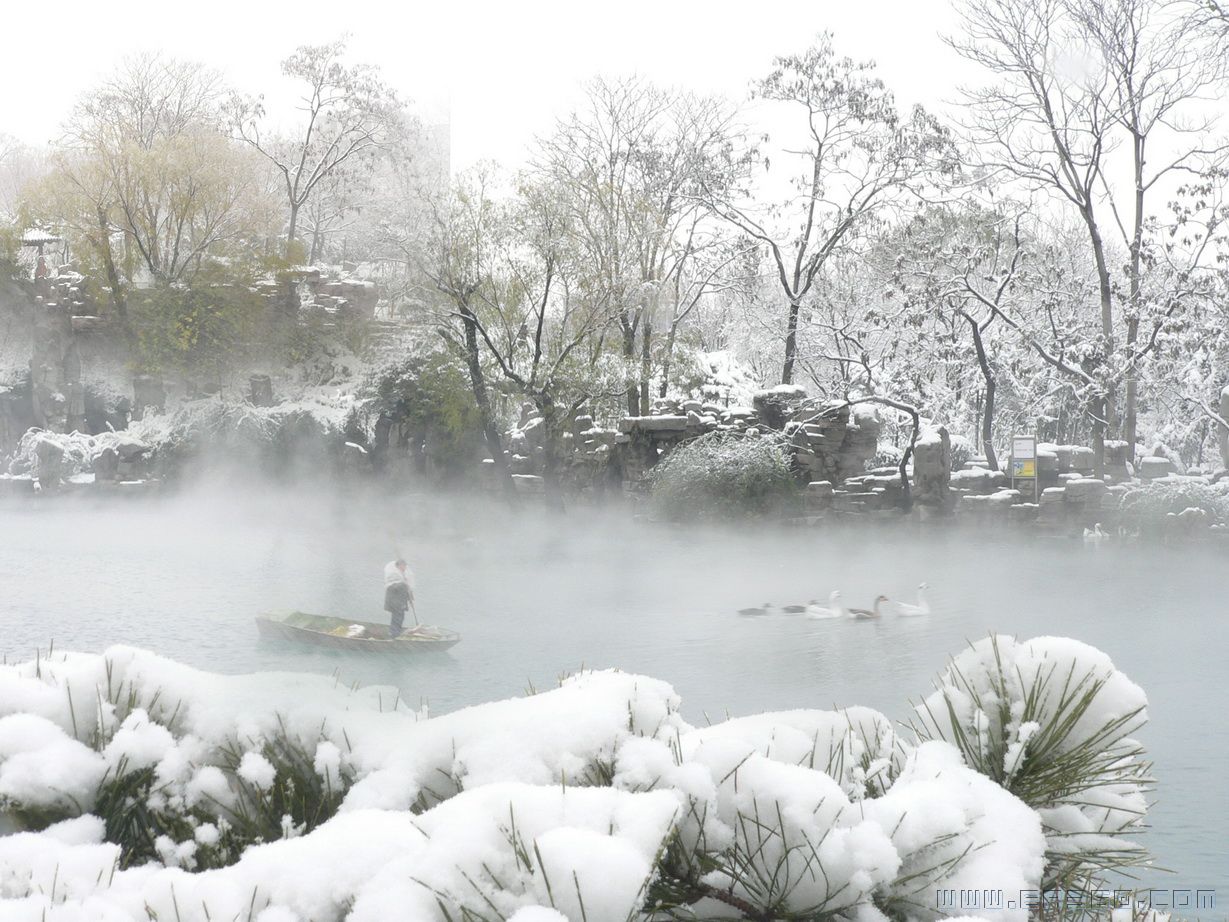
[1,486,1224,898]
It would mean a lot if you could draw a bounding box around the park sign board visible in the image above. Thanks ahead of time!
[1011,435,1036,479]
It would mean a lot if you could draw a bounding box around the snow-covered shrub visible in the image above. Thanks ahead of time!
[911,635,1151,890]
[130,395,352,477]
[949,434,974,472]
[354,351,486,476]
[0,663,360,871]
[649,431,798,521]
[128,263,268,383]
[635,715,1043,922]
[6,428,100,478]
[0,649,683,875]
[868,444,905,471]
[1120,477,1229,525]
[0,638,1148,921]
[673,349,760,407]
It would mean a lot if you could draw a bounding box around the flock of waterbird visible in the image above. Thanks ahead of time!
[737,583,931,620]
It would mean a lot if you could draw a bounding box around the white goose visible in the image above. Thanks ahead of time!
[894,582,931,616]
[1083,523,1109,545]
[848,595,889,620]
[805,591,847,619]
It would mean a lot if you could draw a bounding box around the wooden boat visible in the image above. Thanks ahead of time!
[255,611,460,653]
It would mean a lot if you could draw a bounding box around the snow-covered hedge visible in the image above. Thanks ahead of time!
[1119,476,1229,525]
[0,637,1152,921]
[649,431,799,521]
[5,392,358,483]
[5,429,131,479]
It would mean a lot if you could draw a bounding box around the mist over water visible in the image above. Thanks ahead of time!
[1,483,1225,895]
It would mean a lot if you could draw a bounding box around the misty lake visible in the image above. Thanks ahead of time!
[1,485,1225,899]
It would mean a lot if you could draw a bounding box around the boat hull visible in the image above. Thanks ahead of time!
[255,611,460,653]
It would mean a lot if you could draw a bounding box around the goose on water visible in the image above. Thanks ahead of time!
[894,582,930,616]
[1083,523,1109,545]
[805,591,847,619]
[738,603,774,617]
[848,595,889,619]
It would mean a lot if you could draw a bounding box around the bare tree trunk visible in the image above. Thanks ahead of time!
[1092,394,1107,478]
[639,317,652,415]
[782,299,801,384]
[622,314,638,416]
[95,208,128,325]
[1124,150,1146,463]
[286,202,301,254]
[534,393,567,513]
[1125,317,1139,458]
[964,314,999,472]
[897,410,920,513]
[659,321,679,399]
[309,225,323,264]
[459,304,517,503]
[1083,208,1117,439]
[1218,387,1229,470]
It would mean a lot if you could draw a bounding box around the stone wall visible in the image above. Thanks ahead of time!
[259,268,381,323]
[500,386,882,502]
[944,440,1216,534]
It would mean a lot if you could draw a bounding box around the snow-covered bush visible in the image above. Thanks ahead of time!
[1120,477,1229,525]
[0,663,359,871]
[649,431,798,521]
[0,636,1149,921]
[672,349,760,407]
[911,635,1152,890]
[6,428,110,478]
[868,444,905,471]
[128,270,267,384]
[5,391,358,483]
[354,351,486,476]
[0,649,691,920]
[131,395,353,477]
[949,434,974,472]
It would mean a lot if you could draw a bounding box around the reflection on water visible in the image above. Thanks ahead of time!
[1,485,1225,895]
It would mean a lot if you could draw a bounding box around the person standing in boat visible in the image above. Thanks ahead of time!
[383,558,414,638]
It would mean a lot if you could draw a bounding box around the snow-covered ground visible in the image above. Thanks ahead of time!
[0,636,1150,922]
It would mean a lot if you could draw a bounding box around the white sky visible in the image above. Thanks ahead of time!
[1,0,977,172]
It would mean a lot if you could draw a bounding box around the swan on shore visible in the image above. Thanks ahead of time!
[894,583,930,616]
[848,595,889,619]
[805,591,846,619]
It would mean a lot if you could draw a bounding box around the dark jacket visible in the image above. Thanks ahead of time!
[384,581,410,614]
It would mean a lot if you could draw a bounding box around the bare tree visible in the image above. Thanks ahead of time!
[889,204,1029,470]
[24,153,127,323]
[419,169,517,501]
[534,78,737,415]
[1190,0,1229,36]
[0,135,45,221]
[1078,0,1228,455]
[59,54,270,287]
[230,39,397,256]
[655,231,756,398]
[708,33,953,385]
[951,0,1119,468]
[424,168,628,507]
[952,0,1228,467]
